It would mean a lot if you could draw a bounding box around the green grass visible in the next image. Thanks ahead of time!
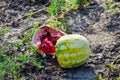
[27,12,34,20]
[0,22,43,79]
[22,22,40,43]
[0,43,41,79]
[47,0,92,17]
[32,59,41,68]
[47,19,70,32]
[17,55,30,62]
[0,50,20,79]
[117,76,120,80]
[98,74,103,80]
[101,0,120,14]
[0,27,10,35]
[47,0,65,16]
[46,0,92,33]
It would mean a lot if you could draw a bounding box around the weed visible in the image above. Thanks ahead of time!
[0,33,42,79]
[60,19,70,32]
[0,28,10,35]
[0,69,5,77]
[47,18,70,32]
[13,41,21,48]
[17,55,30,62]
[0,43,42,79]
[117,76,120,80]
[98,74,103,80]
[46,0,92,32]
[32,59,41,68]
[0,51,20,79]
[47,19,63,29]
[47,0,92,17]
[106,63,116,70]
[27,12,34,19]
[47,0,65,16]
[22,22,40,43]
[101,0,120,14]
[34,22,40,29]
[21,32,32,43]
[0,51,3,57]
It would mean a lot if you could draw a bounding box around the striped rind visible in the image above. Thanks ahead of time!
[55,34,91,68]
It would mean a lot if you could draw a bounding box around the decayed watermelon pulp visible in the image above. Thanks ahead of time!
[32,26,65,54]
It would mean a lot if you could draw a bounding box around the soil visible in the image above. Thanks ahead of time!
[0,0,120,80]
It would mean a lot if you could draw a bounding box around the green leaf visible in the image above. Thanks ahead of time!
[98,74,103,80]
[106,63,116,69]
[22,22,41,43]
[109,3,116,9]
[102,3,108,10]
[0,51,3,57]
[32,59,41,68]
[117,76,120,80]
[17,55,30,62]
[0,61,8,68]
[0,28,10,34]
[28,12,34,18]
[34,22,40,28]
[0,70,5,76]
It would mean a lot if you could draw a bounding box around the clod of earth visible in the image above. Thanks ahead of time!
[32,26,65,54]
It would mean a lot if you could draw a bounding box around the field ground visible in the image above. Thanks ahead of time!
[0,0,120,80]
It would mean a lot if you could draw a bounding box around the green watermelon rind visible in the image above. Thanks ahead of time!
[55,34,91,68]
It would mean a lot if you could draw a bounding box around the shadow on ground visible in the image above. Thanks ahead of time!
[64,65,97,80]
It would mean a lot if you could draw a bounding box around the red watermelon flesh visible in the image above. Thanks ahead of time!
[38,38,56,54]
[32,26,65,54]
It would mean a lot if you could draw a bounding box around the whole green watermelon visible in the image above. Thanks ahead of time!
[55,34,91,68]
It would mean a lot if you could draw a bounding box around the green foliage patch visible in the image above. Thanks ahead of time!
[0,28,10,35]
[102,0,120,14]
[0,22,43,79]
[47,0,92,16]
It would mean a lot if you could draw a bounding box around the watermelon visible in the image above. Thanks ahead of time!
[32,26,65,55]
[55,34,91,68]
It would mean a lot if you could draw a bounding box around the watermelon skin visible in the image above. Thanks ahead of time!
[55,34,91,68]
